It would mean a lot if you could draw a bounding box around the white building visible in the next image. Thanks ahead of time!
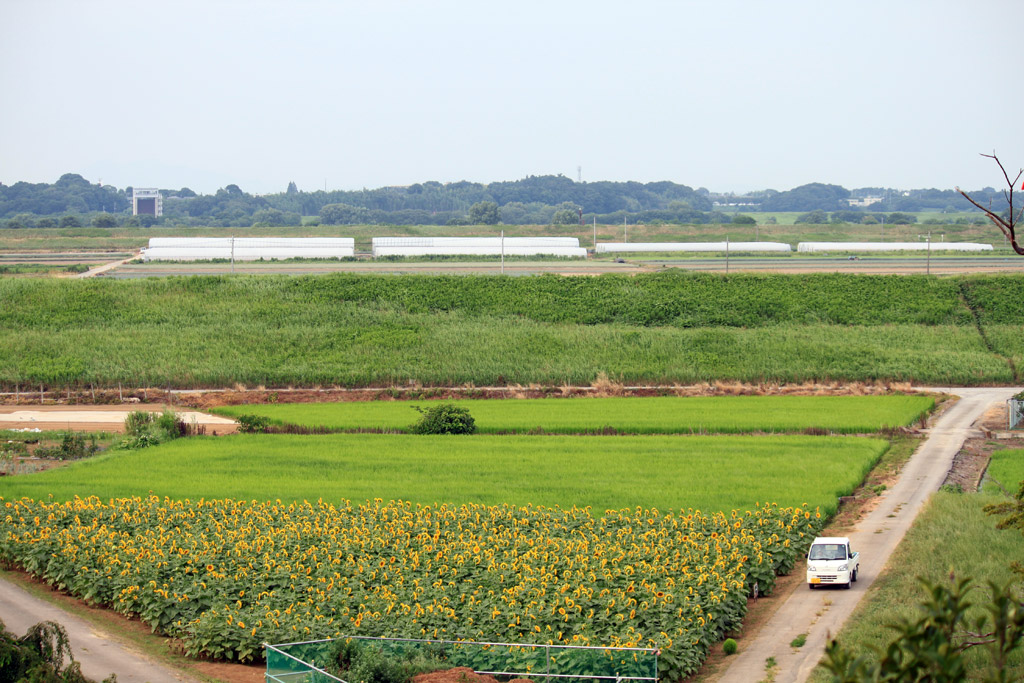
[132,188,163,217]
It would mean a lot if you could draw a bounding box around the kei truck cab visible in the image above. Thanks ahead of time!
[806,536,859,589]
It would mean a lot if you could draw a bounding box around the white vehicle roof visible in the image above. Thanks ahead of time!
[810,536,851,544]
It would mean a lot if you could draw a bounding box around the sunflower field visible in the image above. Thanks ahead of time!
[0,495,820,679]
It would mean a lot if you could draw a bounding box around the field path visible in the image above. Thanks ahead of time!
[74,253,140,278]
[0,574,200,683]
[717,386,1020,682]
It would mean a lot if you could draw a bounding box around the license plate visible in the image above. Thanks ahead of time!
[811,577,821,584]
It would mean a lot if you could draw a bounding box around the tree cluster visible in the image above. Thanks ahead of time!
[1,169,1015,229]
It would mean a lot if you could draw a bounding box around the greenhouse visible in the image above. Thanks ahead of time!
[595,242,792,253]
[141,237,356,261]
[372,237,587,258]
[796,242,994,253]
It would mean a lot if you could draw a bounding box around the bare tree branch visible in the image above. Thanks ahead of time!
[956,152,1023,256]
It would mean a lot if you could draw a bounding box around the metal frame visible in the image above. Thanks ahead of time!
[1010,398,1023,430]
[265,643,346,683]
[265,636,659,683]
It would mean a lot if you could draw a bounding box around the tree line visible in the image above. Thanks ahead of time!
[0,173,1009,228]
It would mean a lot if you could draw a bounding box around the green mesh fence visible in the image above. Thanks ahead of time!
[266,641,345,683]
[265,637,658,683]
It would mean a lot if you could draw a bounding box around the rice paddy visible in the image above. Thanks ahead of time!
[0,433,888,516]
[211,394,934,434]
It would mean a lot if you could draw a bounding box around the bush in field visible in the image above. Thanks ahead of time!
[722,639,738,655]
[410,403,476,434]
[236,414,272,433]
[121,409,187,449]
[124,410,155,436]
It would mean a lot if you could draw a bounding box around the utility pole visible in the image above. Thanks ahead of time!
[500,230,504,275]
[926,231,931,276]
[593,217,597,253]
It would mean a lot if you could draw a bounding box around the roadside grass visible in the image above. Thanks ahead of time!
[212,395,934,435]
[0,434,888,515]
[808,491,1024,681]
[981,448,1024,495]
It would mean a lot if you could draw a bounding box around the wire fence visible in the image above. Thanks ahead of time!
[265,636,659,683]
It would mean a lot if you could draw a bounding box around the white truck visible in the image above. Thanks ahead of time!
[806,536,859,589]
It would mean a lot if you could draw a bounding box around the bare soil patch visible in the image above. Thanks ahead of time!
[413,667,532,683]
[0,404,237,434]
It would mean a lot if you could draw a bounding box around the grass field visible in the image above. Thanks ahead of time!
[0,273,1019,388]
[982,448,1024,495]
[212,395,934,434]
[0,433,888,515]
[809,491,1024,681]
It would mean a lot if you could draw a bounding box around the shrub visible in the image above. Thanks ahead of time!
[156,408,187,438]
[236,414,271,433]
[329,640,448,683]
[35,432,99,460]
[410,404,476,435]
[124,410,155,437]
[0,620,116,683]
[723,638,738,655]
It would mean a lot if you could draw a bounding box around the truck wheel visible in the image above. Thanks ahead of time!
[808,584,816,590]
[852,569,858,583]
[844,581,852,590]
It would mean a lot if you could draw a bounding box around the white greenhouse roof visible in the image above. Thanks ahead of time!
[797,242,993,253]
[142,237,355,261]
[595,242,792,253]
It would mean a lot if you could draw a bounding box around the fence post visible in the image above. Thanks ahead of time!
[546,644,550,680]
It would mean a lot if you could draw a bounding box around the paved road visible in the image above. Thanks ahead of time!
[0,575,200,683]
[718,387,1021,683]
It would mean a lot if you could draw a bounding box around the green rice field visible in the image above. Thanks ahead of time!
[212,395,934,434]
[0,433,888,515]
[982,448,1024,495]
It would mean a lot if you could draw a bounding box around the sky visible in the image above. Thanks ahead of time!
[1,0,1021,196]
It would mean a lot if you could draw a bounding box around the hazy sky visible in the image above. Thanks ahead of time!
[2,0,1021,195]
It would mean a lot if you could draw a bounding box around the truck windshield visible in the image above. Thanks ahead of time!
[809,544,846,561]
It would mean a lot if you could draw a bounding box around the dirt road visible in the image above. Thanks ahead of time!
[73,254,140,278]
[717,386,1021,682]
